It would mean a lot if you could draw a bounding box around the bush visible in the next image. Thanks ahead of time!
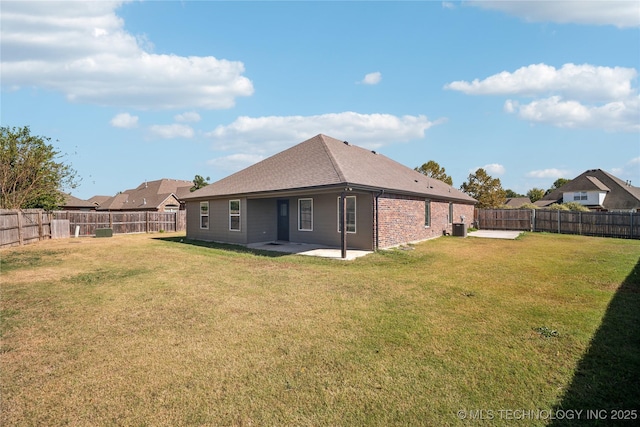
[548,203,569,211]
[519,203,538,210]
[562,202,590,212]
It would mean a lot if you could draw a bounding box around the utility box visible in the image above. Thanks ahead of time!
[452,223,467,237]
[95,228,113,238]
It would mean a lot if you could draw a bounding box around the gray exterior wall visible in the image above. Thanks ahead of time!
[185,198,248,244]
[186,191,374,250]
[288,192,374,250]
[246,198,277,242]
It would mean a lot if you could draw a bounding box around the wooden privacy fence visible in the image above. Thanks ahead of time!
[53,210,186,237]
[477,209,639,239]
[0,209,69,248]
[1,210,186,248]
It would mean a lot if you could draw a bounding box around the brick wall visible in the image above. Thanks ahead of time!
[375,193,475,249]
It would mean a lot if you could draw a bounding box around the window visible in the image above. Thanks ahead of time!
[229,200,240,231]
[200,201,209,229]
[425,199,431,227]
[448,202,454,224]
[574,192,587,201]
[337,196,356,233]
[298,198,313,231]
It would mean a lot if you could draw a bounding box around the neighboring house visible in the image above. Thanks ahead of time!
[59,193,101,211]
[535,169,640,212]
[98,178,194,212]
[504,197,531,208]
[183,134,477,251]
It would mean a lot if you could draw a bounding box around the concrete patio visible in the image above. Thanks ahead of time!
[468,230,523,239]
[246,241,373,260]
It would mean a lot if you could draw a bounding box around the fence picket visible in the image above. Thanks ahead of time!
[477,209,639,239]
[1,210,186,248]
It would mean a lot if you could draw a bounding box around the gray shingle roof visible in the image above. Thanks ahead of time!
[186,134,476,203]
[97,178,193,210]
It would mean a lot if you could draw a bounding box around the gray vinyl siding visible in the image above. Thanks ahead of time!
[289,192,373,250]
[186,199,247,244]
[247,199,277,243]
[187,192,374,250]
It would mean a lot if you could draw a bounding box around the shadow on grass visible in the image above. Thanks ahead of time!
[551,257,640,426]
[152,236,288,258]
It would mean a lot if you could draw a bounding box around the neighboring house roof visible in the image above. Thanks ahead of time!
[59,193,97,209]
[87,195,111,206]
[185,134,476,203]
[538,169,640,210]
[504,197,531,208]
[98,178,194,211]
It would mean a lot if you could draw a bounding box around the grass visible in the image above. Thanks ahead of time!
[1,232,638,426]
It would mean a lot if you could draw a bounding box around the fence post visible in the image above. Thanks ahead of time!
[109,212,113,229]
[578,211,582,236]
[38,210,43,241]
[530,209,535,232]
[17,210,23,245]
[631,212,634,239]
[146,211,149,233]
[557,211,561,234]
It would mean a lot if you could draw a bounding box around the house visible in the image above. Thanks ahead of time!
[59,193,102,211]
[183,134,477,252]
[97,178,194,212]
[535,169,640,211]
[504,197,531,208]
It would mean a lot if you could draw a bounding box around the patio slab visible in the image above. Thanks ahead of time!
[468,230,523,239]
[246,241,373,260]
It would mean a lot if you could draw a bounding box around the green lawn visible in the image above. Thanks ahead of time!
[1,232,638,426]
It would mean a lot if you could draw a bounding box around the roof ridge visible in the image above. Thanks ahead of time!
[318,134,347,183]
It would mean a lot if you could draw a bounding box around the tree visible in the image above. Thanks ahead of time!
[414,160,453,185]
[505,189,524,198]
[190,174,210,192]
[1,126,78,210]
[527,187,545,203]
[546,178,570,195]
[460,168,506,209]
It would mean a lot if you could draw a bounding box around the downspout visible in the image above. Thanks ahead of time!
[375,189,385,251]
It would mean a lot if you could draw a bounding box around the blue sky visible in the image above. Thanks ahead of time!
[2,0,639,200]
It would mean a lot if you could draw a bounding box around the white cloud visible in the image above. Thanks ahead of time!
[526,168,571,179]
[207,153,266,172]
[148,124,194,139]
[110,112,138,128]
[442,2,456,10]
[483,163,505,175]
[445,63,637,101]
[360,72,382,85]
[446,63,639,132]
[175,111,201,123]
[0,1,253,110]
[469,164,505,175]
[508,95,639,132]
[469,0,640,28]
[205,112,441,154]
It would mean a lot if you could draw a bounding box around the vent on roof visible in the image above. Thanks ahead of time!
[371,150,376,154]
[414,179,419,183]
[343,141,349,145]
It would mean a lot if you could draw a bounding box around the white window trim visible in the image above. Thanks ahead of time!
[425,199,431,228]
[229,199,241,231]
[298,198,313,231]
[337,196,357,234]
[200,201,209,229]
